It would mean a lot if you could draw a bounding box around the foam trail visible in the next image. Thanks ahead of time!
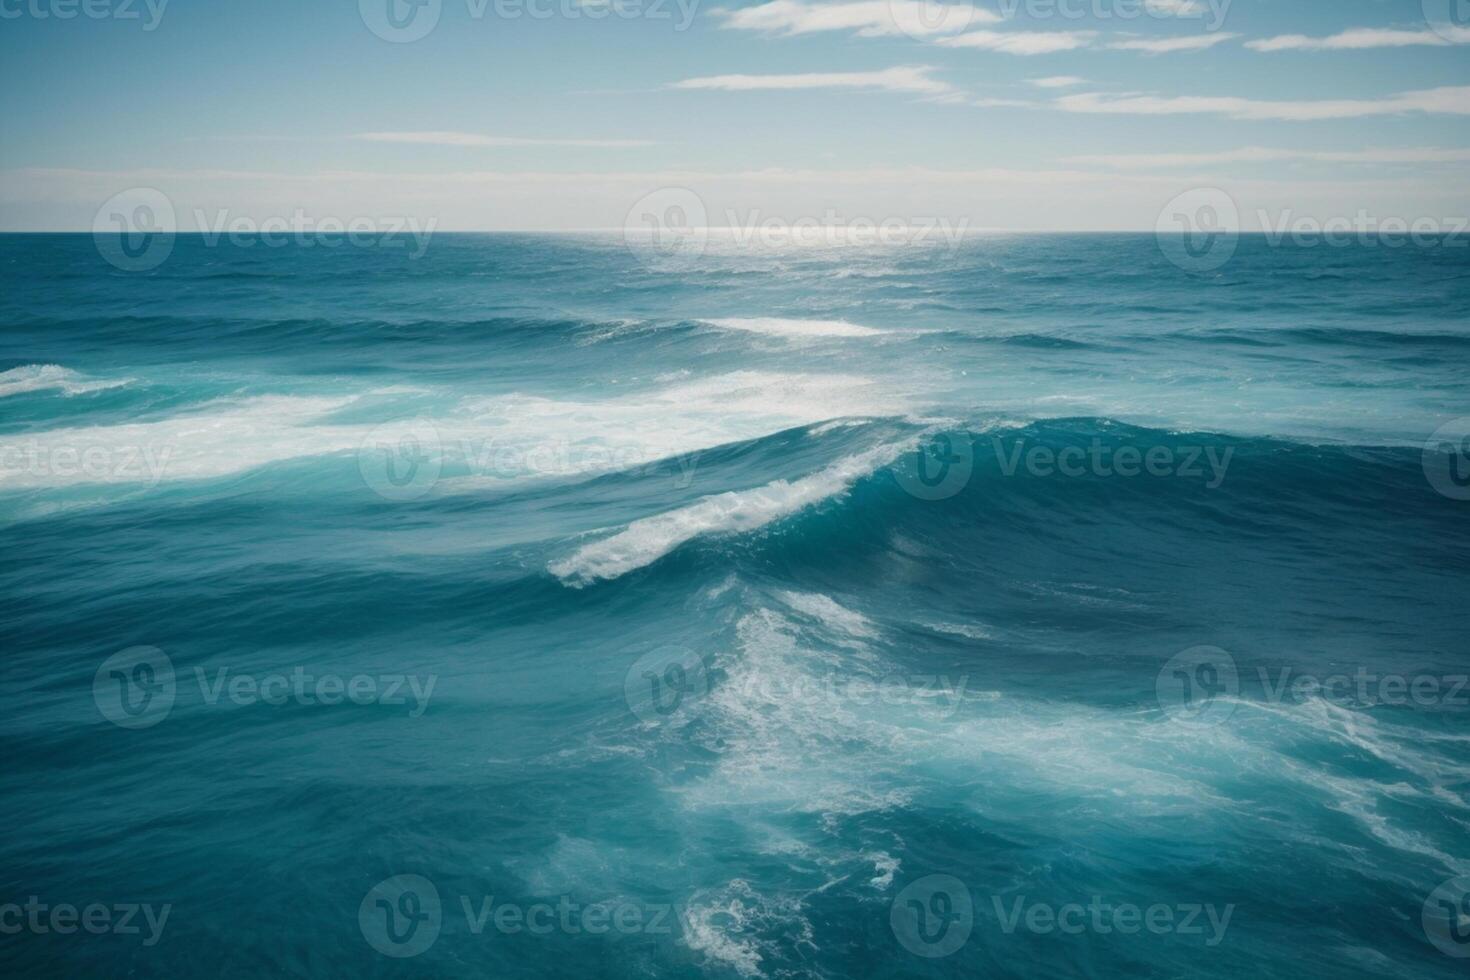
[701,317,884,339]
[549,442,910,586]
[0,371,899,492]
[0,364,130,398]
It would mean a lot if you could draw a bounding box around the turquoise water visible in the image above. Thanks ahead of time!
[2,232,1468,977]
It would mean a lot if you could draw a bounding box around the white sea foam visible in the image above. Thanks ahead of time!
[700,317,884,339]
[0,364,130,398]
[1,370,902,492]
[681,879,811,979]
[776,590,877,639]
[549,441,910,585]
[0,394,356,489]
[924,620,996,640]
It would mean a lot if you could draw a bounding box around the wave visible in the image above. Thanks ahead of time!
[0,364,131,399]
[698,317,884,339]
[0,370,903,492]
[548,441,912,586]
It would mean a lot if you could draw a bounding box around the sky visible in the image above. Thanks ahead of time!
[1,0,1467,231]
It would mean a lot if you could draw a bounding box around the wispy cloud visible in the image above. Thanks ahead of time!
[936,29,1095,55]
[1143,0,1204,15]
[672,66,953,95]
[711,0,993,37]
[1028,76,1087,88]
[1064,146,1470,168]
[1108,32,1238,53]
[1247,26,1470,52]
[973,96,1037,107]
[1054,85,1470,121]
[354,131,654,148]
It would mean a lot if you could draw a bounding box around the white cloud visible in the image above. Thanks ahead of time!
[1247,26,1470,51]
[1143,0,1204,15]
[1028,75,1087,88]
[1054,85,1470,121]
[973,96,1036,107]
[354,132,655,148]
[936,29,1095,55]
[672,66,954,95]
[1108,32,1238,53]
[711,0,993,38]
[1064,146,1470,168]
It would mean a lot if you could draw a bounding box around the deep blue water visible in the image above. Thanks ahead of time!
[2,232,1468,978]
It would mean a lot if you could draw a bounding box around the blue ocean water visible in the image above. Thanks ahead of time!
[1,232,1468,978]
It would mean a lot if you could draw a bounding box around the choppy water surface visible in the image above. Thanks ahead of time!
[2,233,1468,978]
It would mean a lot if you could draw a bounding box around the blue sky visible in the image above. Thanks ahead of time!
[1,0,1467,229]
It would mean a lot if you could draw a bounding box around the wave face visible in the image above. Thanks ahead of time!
[2,233,1469,979]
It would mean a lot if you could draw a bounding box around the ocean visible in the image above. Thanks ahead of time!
[2,231,1468,978]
